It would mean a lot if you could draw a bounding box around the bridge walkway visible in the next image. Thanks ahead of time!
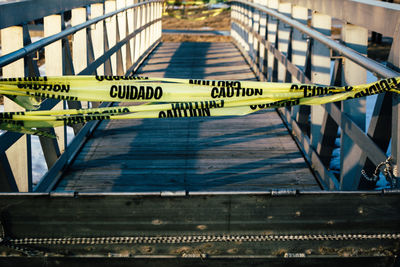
[55,42,320,192]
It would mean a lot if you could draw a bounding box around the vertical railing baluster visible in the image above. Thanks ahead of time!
[388,19,400,186]
[0,26,29,192]
[91,3,105,76]
[290,5,308,127]
[39,15,64,168]
[105,0,117,75]
[252,1,260,69]
[289,5,307,83]
[72,7,88,75]
[309,12,331,150]
[124,3,133,71]
[72,6,89,111]
[140,2,146,57]
[276,2,291,83]
[117,0,127,74]
[126,0,135,66]
[339,24,368,190]
[258,1,267,81]
[266,0,278,82]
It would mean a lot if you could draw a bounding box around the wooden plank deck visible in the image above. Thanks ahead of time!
[55,42,320,192]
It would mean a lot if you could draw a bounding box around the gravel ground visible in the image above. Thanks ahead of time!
[162,7,232,42]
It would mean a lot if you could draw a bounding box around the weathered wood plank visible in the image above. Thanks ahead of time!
[56,42,318,192]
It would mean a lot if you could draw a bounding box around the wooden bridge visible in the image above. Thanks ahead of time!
[0,0,400,266]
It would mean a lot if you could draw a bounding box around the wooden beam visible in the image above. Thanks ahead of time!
[105,0,117,75]
[310,11,331,150]
[0,26,29,192]
[290,5,309,124]
[258,1,267,81]
[126,0,135,65]
[72,7,88,74]
[276,2,291,83]
[266,0,278,82]
[388,18,400,184]
[134,0,141,62]
[339,23,368,190]
[44,14,65,155]
[116,0,127,73]
[91,3,105,75]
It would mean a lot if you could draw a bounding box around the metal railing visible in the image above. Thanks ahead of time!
[0,0,162,192]
[230,0,400,190]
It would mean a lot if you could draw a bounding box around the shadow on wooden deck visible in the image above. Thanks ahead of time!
[55,42,319,192]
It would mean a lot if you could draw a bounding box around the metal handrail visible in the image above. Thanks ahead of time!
[230,0,399,79]
[0,0,162,68]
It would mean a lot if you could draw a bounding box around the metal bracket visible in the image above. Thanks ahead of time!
[271,189,297,196]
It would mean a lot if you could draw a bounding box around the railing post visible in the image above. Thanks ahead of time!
[244,3,250,52]
[42,14,64,165]
[339,24,368,190]
[276,2,291,83]
[0,26,30,192]
[151,2,156,43]
[116,0,127,73]
[290,5,309,126]
[126,0,135,66]
[157,1,162,40]
[72,7,88,74]
[72,6,89,111]
[91,3,105,75]
[141,1,147,57]
[290,5,307,82]
[105,0,117,75]
[258,0,267,81]
[146,2,151,48]
[234,3,244,50]
[241,3,247,51]
[141,1,146,54]
[135,0,141,62]
[309,12,331,149]
[266,0,279,82]
[252,1,260,67]
[389,19,400,184]
[248,4,255,62]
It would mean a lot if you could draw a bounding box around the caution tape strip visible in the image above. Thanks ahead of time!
[0,76,399,137]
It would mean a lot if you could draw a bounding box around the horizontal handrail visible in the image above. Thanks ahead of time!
[229,0,399,79]
[0,0,101,30]
[79,19,161,75]
[0,0,162,68]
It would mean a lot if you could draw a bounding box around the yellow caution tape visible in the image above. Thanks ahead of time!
[0,76,399,137]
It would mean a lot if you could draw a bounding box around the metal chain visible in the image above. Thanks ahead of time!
[361,156,398,188]
[8,233,400,246]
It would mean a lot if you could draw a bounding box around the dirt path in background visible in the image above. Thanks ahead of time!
[162,8,231,42]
